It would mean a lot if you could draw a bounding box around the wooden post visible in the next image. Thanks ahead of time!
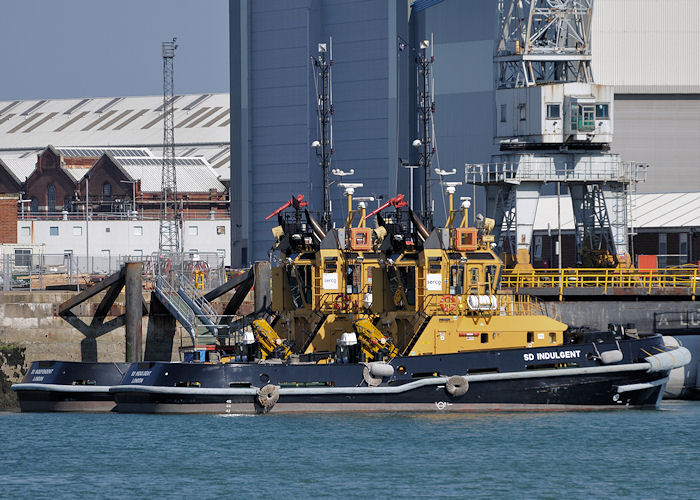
[125,262,143,362]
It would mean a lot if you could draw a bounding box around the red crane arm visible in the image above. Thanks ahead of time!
[365,194,406,219]
[265,194,308,220]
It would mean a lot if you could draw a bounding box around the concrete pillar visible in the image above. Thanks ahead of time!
[125,262,143,362]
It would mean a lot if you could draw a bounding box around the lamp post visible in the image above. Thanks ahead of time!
[85,173,91,274]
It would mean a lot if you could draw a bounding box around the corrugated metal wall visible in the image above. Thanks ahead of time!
[230,0,408,265]
[592,0,700,93]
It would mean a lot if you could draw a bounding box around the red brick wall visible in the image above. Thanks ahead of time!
[0,195,18,243]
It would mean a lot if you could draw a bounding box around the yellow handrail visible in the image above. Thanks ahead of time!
[501,267,699,296]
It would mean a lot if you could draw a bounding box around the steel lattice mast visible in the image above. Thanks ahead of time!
[312,40,334,231]
[159,38,180,257]
[415,38,435,227]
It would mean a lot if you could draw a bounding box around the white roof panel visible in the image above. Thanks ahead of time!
[0,156,36,183]
[116,157,225,193]
[0,93,230,151]
[534,192,700,231]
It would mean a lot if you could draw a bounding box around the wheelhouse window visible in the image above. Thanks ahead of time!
[449,265,464,295]
[346,264,361,295]
[485,265,499,294]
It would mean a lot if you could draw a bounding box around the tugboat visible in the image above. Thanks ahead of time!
[12,361,128,412]
[110,184,690,413]
[111,34,689,413]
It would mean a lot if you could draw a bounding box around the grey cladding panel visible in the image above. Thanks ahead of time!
[613,97,700,193]
[420,0,498,44]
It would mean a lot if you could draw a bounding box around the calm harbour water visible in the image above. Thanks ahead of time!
[2,402,700,499]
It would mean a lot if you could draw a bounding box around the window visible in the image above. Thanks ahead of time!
[73,226,82,236]
[500,104,506,123]
[49,226,59,236]
[449,265,464,295]
[30,197,38,213]
[680,233,689,265]
[546,104,560,119]
[518,103,526,121]
[103,182,112,202]
[534,236,542,259]
[595,103,609,120]
[133,249,143,258]
[101,250,110,258]
[20,226,30,237]
[47,184,56,212]
[105,227,110,233]
[659,233,667,268]
[217,226,226,235]
[188,226,199,236]
[527,332,534,344]
[14,249,31,267]
[133,226,143,236]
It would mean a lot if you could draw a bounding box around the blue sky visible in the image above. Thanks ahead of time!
[1,0,229,100]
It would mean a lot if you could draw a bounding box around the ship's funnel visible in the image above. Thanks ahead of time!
[409,209,430,241]
[305,209,326,242]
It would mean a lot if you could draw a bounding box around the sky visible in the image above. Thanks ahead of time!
[1,0,229,101]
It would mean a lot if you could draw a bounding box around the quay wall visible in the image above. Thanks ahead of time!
[545,299,700,333]
[0,289,252,409]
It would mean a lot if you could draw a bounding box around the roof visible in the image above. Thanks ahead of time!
[56,146,154,158]
[0,93,231,175]
[111,156,225,193]
[0,93,229,149]
[0,156,37,184]
[533,192,700,231]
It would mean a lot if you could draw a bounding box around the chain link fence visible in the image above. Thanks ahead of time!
[0,251,227,291]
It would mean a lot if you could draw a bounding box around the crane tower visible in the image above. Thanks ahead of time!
[467,0,645,268]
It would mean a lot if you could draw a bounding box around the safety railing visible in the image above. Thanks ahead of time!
[502,267,700,297]
[0,251,227,291]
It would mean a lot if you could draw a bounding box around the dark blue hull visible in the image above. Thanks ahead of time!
[12,361,129,412]
[111,336,674,414]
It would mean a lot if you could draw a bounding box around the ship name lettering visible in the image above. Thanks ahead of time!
[131,378,144,384]
[535,350,581,361]
[130,370,152,377]
[31,368,54,375]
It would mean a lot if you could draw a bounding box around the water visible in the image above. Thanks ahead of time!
[2,402,700,499]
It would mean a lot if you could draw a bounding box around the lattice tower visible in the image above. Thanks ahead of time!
[159,38,180,256]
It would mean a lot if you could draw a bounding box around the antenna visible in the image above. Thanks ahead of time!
[312,37,334,231]
[159,37,180,262]
[414,35,436,228]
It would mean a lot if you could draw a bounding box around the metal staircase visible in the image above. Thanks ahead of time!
[154,274,221,345]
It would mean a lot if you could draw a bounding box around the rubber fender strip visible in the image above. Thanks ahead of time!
[11,384,112,393]
[110,362,663,397]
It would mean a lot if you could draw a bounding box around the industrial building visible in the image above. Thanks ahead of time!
[229,0,700,267]
[0,94,232,267]
[0,1,696,269]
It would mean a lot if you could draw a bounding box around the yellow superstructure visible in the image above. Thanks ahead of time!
[266,182,567,362]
